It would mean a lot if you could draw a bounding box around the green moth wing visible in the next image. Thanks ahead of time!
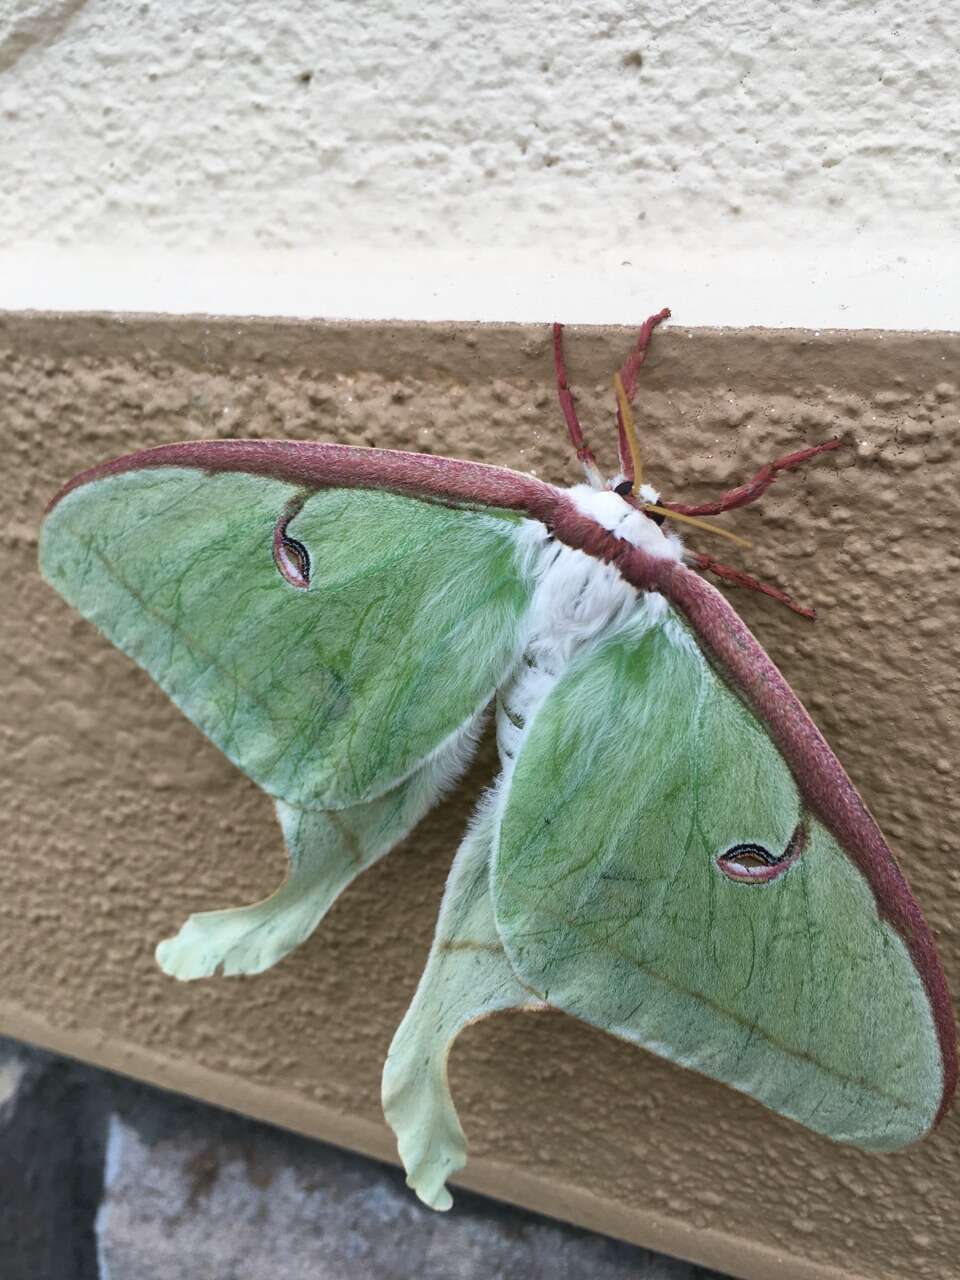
[492,605,944,1152]
[40,457,537,976]
[41,466,534,808]
[382,799,542,1210]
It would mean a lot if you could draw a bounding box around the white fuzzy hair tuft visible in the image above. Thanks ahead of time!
[566,484,683,563]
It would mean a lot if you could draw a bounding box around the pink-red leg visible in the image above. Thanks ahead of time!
[665,439,843,517]
[615,308,672,482]
[552,323,603,487]
[689,551,816,621]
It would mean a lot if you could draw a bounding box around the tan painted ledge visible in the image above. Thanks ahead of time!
[3,311,959,1280]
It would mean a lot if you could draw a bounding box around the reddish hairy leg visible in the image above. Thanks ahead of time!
[553,312,834,620]
[671,439,845,620]
[688,552,817,621]
[614,308,672,483]
[664,439,843,516]
[551,323,604,487]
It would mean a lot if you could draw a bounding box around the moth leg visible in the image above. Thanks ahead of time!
[156,719,482,981]
[612,308,672,483]
[381,801,543,1211]
[687,550,816,620]
[552,322,604,488]
[665,438,843,517]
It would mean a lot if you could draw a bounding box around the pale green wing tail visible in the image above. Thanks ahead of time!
[493,611,944,1152]
[41,467,536,975]
[382,800,541,1210]
[155,745,473,980]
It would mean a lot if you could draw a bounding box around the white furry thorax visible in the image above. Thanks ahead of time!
[495,483,683,766]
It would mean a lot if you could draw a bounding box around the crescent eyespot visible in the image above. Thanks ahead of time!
[272,510,311,589]
[716,822,807,885]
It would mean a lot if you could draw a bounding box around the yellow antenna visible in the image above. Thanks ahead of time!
[643,504,752,549]
[612,373,751,550]
[613,372,643,491]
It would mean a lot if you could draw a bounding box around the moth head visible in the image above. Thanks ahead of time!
[612,478,666,526]
[554,315,825,616]
[608,377,750,553]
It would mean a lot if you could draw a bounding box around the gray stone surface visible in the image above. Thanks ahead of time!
[0,1037,727,1279]
[0,1042,105,1280]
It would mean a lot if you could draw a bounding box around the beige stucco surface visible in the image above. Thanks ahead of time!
[2,311,959,1279]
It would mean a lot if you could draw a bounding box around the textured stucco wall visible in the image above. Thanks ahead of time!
[2,312,959,1280]
[0,0,957,325]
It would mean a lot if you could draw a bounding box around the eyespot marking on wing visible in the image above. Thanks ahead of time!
[273,509,311,589]
[716,821,807,885]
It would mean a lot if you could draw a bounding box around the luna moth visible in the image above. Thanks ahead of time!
[39,310,956,1212]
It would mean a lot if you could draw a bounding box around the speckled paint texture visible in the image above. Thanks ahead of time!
[2,313,959,1280]
[2,0,953,250]
[0,1,957,324]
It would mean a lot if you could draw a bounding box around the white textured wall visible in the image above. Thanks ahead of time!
[1,0,957,326]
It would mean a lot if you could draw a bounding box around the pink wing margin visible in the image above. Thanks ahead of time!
[48,439,958,1125]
